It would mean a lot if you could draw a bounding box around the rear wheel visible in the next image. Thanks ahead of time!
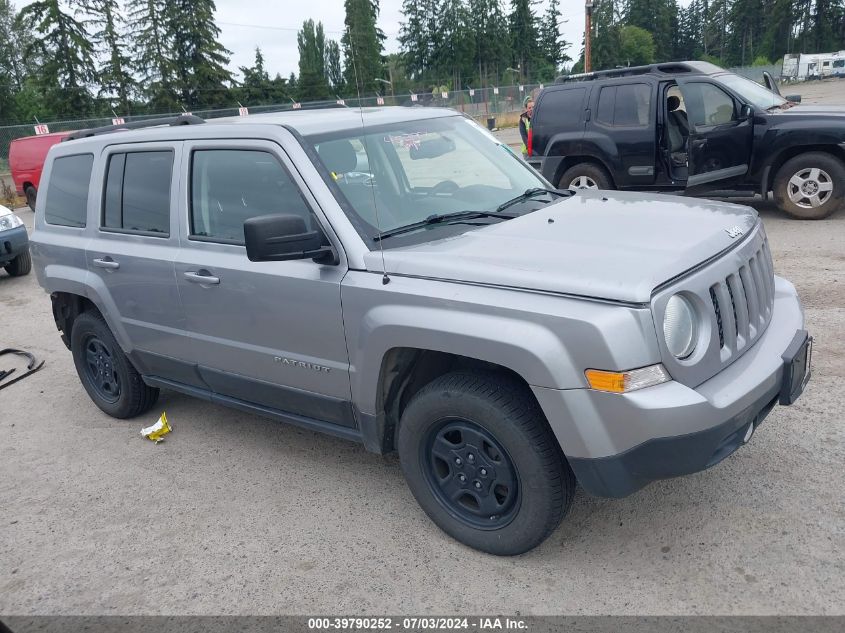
[4,250,31,276]
[559,163,613,190]
[397,372,575,555]
[774,152,845,219]
[70,311,159,418]
[25,186,36,212]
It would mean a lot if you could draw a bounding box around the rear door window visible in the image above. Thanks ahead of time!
[103,151,173,235]
[537,88,586,127]
[596,83,652,126]
[44,154,94,228]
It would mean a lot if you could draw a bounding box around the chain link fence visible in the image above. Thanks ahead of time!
[0,64,788,173]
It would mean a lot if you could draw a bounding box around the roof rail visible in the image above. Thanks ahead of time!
[63,114,205,141]
[554,61,708,84]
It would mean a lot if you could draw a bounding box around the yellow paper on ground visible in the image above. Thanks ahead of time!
[140,412,171,443]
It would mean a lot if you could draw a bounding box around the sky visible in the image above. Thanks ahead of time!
[214,0,588,81]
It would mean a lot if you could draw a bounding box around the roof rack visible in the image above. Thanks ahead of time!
[554,61,711,84]
[63,114,205,141]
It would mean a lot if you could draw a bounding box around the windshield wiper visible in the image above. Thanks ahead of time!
[495,187,570,213]
[373,210,517,242]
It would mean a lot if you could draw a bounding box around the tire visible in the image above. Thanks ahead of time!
[773,152,845,219]
[70,311,159,418]
[25,186,36,212]
[4,249,31,276]
[397,372,575,555]
[559,163,613,190]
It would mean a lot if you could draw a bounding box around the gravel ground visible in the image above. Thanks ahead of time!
[0,200,842,616]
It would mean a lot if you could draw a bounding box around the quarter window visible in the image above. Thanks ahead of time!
[44,154,93,228]
[190,149,314,243]
[103,151,173,235]
[596,84,652,127]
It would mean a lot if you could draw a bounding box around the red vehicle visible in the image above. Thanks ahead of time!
[9,131,70,211]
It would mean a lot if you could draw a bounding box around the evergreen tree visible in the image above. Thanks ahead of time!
[86,0,134,113]
[239,47,273,105]
[466,0,509,87]
[508,0,542,82]
[432,0,473,89]
[127,0,176,109]
[540,0,570,72]
[342,0,385,94]
[17,0,97,117]
[0,0,28,120]
[297,19,330,100]
[399,0,435,81]
[626,0,676,63]
[325,40,344,92]
[167,0,233,109]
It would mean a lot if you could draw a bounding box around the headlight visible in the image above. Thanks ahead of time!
[0,213,23,231]
[663,294,698,359]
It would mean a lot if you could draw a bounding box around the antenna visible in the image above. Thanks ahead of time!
[347,31,390,285]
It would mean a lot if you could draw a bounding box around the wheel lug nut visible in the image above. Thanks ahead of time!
[455,457,462,466]
[474,481,482,489]
[480,468,487,476]
[458,474,466,482]
[467,454,475,463]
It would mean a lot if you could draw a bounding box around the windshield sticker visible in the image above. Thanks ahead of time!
[384,133,423,150]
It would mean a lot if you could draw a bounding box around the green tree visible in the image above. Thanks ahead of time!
[466,0,510,87]
[618,25,656,66]
[167,0,233,109]
[540,0,570,70]
[86,0,134,113]
[297,19,330,100]
[342,0,385,94]
[325,39,344,92]
[18,0,97,117]
[508,0,542,82]
[0,0,29,121]
[238,47,273,105]
[127,0,176,109]
[626,0,676,62]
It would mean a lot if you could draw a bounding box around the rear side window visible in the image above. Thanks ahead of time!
[44,154,93,228]
[103,151,173,235]
[596,84,652,126]
[190,149,314,243]
[537,88,586,127]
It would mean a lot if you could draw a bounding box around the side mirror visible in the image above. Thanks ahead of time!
[740,103,754,119]
[785,94,802,103]
[244,214,336,264]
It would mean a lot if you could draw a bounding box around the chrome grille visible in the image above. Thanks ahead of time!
[708,243,775,356]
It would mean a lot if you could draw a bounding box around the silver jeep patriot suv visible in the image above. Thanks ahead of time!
[31,109,811,555]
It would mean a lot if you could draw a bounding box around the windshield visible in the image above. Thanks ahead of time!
[306,116,549,247]
[713,73,787,109]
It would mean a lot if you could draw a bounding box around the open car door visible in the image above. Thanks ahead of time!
[677,77,754,189]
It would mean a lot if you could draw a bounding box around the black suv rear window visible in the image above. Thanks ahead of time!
[538,88,586,126]
[103,151,173,236]
[44,154,94,228]
[596,84,652,127]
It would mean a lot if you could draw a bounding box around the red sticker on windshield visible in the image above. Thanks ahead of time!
[384,133,422,150]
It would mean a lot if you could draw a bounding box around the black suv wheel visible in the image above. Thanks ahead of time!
[559,163,613,190]
[774,152,845,219]
[70,311,159,418]
[397,372,575,555]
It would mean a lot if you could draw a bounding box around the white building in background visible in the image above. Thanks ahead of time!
[782,51,845,80]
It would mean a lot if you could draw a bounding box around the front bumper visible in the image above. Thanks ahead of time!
[0,225,29,265]
[533,275,807,498]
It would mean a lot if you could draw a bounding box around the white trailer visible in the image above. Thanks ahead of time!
[782,51,845,80]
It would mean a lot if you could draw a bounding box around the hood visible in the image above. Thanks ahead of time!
[772,104,845,116]
[0,204,12,217]
[364,190,758,304]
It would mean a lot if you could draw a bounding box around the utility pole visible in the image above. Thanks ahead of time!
[585,1,594,73]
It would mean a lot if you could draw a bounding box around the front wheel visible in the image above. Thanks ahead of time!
[70,311,159,418]
[559,163,613,190]
[397,372,575,555]
[4,249,31,276]
[774,152,845,219]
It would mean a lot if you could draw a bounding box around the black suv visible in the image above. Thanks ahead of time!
[529,60,845,219]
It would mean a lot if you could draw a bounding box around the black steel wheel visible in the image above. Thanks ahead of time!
[82,335,122,403]
[398,372,575,555]
[70,311,159,418]
[423,418,520,530]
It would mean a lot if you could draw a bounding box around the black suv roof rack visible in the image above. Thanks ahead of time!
[554,61,719,84]
[63,114,205,141]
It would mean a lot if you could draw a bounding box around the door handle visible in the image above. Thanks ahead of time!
[92,257,120,270]
[692,139,708,149]
[184,270,220,285]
